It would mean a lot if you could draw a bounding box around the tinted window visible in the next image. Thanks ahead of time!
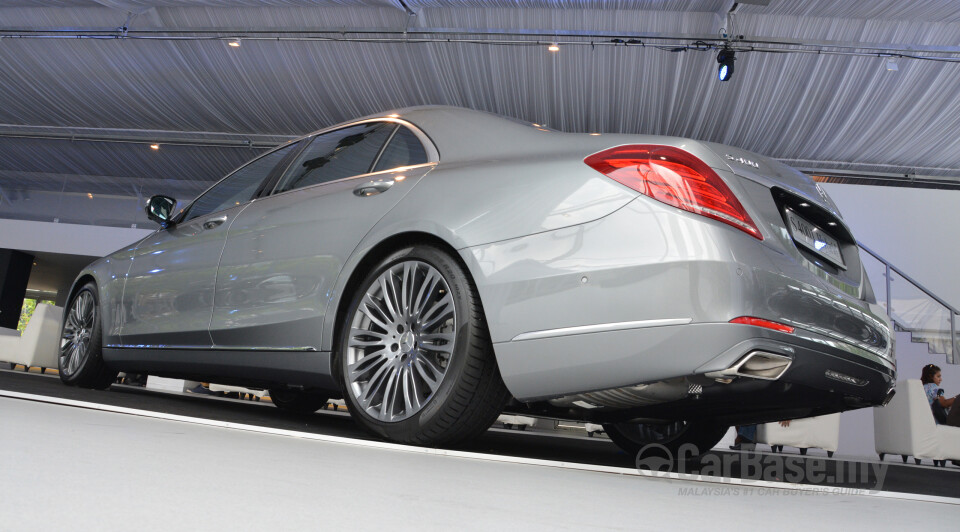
[275,122,394,193]
[373,126,428,173]
[181,143,299,222]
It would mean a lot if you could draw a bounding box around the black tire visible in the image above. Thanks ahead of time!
[268,389,328,414]
[58,282,117,389]
[338,245,509,446]
[602,420,727,459]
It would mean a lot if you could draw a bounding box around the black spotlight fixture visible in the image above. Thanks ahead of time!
[717,49,736,81]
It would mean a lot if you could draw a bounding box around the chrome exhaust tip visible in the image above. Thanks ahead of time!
[881,388,896,406]
[705,351,793,381]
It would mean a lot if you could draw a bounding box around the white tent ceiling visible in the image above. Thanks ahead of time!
[2,0,960,204]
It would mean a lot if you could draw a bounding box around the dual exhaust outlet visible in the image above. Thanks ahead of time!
[706,351,874,391]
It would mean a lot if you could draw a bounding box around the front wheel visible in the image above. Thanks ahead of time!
[602,420,727,459]
[338,245,509,446]
[59,282,117,389]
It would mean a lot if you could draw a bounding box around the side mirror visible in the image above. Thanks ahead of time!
[145,195,177,228]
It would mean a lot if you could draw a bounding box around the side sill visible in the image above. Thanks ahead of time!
[102,347,337,392]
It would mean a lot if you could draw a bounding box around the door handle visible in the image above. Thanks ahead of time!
[202,215,228,230]
[353,179,395,197]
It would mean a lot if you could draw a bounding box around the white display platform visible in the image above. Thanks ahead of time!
[145,376,187,393]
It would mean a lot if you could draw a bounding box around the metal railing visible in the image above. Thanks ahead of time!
[860,243,958,364]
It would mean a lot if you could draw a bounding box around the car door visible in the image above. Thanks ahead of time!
[210,121,436,350]
[119,141,303,347]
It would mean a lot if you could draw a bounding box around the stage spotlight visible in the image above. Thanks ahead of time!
[717,49,736,81]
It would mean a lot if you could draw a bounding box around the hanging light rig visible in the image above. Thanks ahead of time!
[717,48,736,81]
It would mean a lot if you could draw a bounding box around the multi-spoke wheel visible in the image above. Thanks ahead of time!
[339,245,509,446]
[603,420,727,460]
[59,282,116,389]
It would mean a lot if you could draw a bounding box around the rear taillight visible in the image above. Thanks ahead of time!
[584,145,762,240]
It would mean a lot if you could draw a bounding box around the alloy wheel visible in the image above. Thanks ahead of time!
[60,291,96,378]
[345,260,456,422]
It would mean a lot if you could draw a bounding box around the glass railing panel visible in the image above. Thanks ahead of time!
[0,173,214,229]
[888,269,953,360]
[0,171,67,223]
[859,248,888,314]
[951,313,958,365]
[56,174,142,228]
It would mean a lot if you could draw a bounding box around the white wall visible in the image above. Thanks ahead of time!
[820,183,960,310]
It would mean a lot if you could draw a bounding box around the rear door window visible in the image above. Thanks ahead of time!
[373,126,428,173]
[275,122,395,193]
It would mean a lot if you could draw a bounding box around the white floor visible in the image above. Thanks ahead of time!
[1,397,957,531]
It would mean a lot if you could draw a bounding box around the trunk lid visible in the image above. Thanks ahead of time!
[701,142,866,298]
[701,141,842,218]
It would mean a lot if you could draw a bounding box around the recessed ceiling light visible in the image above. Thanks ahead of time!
[150,144,160,150]
[548,43,560,52]
[227,39,241,48]
[589,133,601,136]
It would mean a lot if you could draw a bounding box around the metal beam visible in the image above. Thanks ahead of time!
[3,26,960,56]
[0,124,295,149]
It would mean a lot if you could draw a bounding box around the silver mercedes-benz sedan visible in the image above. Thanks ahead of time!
[58,106,895,455]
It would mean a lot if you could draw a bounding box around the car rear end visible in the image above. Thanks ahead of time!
[599,141,893,424]
[482,135,895,426]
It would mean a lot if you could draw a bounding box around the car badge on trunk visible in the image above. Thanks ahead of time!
[725,154,759,169]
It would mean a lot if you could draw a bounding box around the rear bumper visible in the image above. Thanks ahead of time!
[494,320,894,408]
[598,326,897,426]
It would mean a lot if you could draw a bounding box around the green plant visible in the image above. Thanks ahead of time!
[17,299,37,333]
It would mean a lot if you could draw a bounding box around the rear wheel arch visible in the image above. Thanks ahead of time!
[333,241,509,444]
[327,232,486,385]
